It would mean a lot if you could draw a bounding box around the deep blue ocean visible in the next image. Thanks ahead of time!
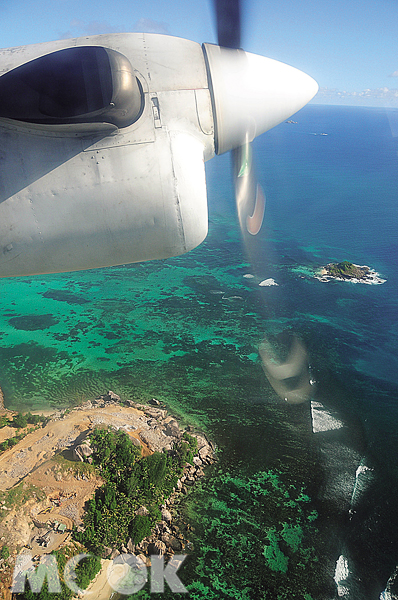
[1,104,398,599]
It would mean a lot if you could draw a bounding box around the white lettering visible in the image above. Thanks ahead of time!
[107,553,147,595]
[64,553,92,595]
[150,554,188,593]
[11,551,188,595]
[12,555,61,593]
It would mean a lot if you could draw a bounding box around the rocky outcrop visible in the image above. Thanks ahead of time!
[148,540,167,556]
[136,506,149,517]
[87,396,217,563]
[114,419,215,562]
[72,442,93,463]
[161,507,172,523]
[103,390,121,403]
[62,395,216,564]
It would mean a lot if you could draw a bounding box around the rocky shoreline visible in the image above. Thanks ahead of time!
[85,393,217,564]
[315,261,386,285]
[52,391,216,564]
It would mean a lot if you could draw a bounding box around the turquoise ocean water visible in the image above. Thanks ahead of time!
[1,105,398,599]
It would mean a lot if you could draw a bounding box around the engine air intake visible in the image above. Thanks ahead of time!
[0,46,143,128]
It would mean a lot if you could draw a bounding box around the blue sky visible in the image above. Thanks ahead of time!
[1,0,398,106]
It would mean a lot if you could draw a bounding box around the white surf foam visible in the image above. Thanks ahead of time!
[355,463,373,479]
[350,460,374,509]
[259,278,278,287]
[379,563,398,599]
[334,554,350,597]
[311,401,344,433]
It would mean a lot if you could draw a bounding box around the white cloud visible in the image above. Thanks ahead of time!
[312,86,398,107]
[132,19,170,35]
[59,17,171,40]
[389,70,398,77]
[59,19,123,39]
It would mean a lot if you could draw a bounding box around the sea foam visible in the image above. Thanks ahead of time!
[334,554,350,597]
[259,278,278,287]
[311,401,344,433]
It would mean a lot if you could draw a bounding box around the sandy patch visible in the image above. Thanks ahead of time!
[0,426,18,444]
[74,559,113,600]
[0,405,150,491]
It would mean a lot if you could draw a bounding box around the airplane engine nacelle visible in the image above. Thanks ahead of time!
[0,126,209,276]
[0,33,317,277]
[0,34,215,276]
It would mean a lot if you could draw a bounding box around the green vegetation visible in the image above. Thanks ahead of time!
[0,545,10,560]
[0,430,32,453]
[74,427,192,555]
[184,469,322,600]
[0,413,49,454]
[0,483,45,521]
[180,431,198,466]
[53,454,96,479]
[129,514,152,544]
[14,412,49,428]
[125,593,152,600]
[0,412,50,429]
[12,413,29,429]
[71,553,101,590]
[327,261,368,279]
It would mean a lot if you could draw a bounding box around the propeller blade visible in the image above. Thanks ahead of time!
[211,1,265,237]
[233,141,265,236]
[213,0,241,49]
[209,0,315,239]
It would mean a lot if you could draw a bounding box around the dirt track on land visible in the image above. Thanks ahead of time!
[0,401,178,551]
[0,404,147,491]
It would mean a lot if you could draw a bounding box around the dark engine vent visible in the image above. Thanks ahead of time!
[0,46,143,128]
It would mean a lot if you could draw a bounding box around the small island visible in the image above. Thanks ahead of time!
[316,261,386,285]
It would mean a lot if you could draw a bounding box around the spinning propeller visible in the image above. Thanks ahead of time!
[211,0,316,241]
[213,0,265,240]
[211,0,317,403]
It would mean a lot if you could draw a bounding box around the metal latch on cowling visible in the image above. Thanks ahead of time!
[150,94,162,128]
